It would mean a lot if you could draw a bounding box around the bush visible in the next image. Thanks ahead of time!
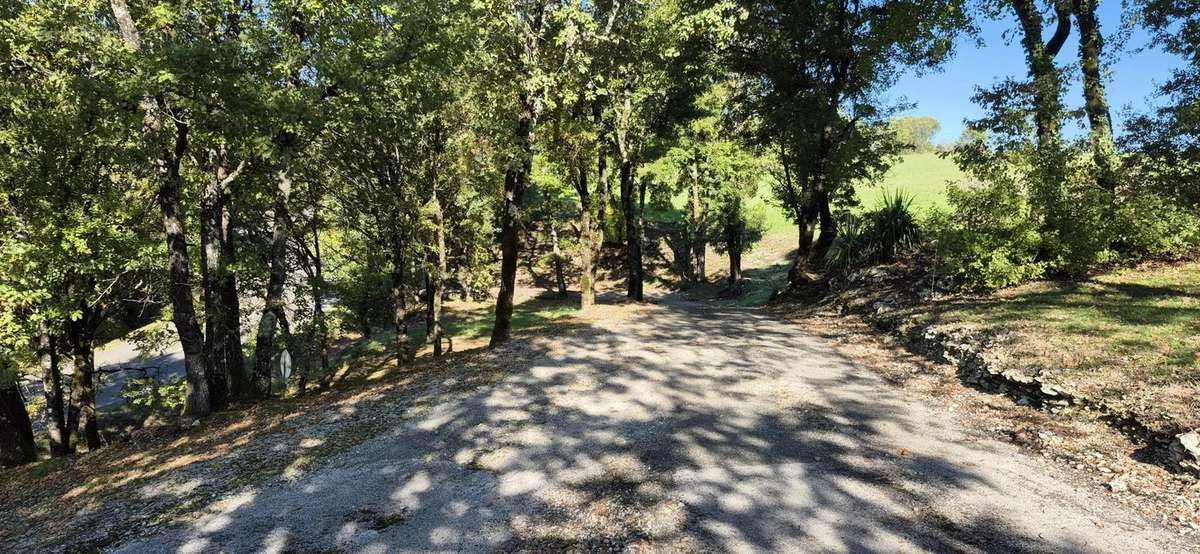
[1114,193,1200,260]
[864,189,921,261]
[824,190,921,276]
[927,179,1045,290]
[824,212,871,276]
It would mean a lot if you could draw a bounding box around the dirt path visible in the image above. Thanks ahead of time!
[95,297,1190,552]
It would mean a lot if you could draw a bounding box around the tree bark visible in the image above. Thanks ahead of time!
[574,164,597,309]
[391,229,413,365]
[0,382,35,467]
[309,197,331,387]
[728,243,743,292]
[550,227,568,298]
[809,188,836,263]
[1072,0,1117,190]
[251,168,293,397]
[687,161,707,285]
[110,0,210,418]
[37,322,68,456]
[200,157,236,409]
[219,198,248,396]
[490,110,534,347]
[66,316,101,451]
[619,158,643,301]
[1013,0,1071,151]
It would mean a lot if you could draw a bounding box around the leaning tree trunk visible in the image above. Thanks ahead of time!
[110,0,210,418]
[490,111,534,347]
[251,168,293,397]
[1072,0,1117,190]
[0,381,35,467]
[38,323,68,456]
[391,229,413,365]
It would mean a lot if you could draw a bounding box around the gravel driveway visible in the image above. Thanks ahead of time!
[109,297,1189,553]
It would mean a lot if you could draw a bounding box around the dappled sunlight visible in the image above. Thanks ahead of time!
[82,295,1171,552]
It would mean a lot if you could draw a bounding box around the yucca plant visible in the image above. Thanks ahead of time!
[824,212,871,276]
[864,189,921,262]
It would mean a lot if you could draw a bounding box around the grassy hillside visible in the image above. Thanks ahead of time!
[857,151,965,212]
[756,151,966,235]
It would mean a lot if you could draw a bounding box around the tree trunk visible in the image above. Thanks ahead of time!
[67,320,101,451]
[110,0,210,418]
[728,244,743,292]
[687,163,707,284]
[575,165,597,309]
[251,168,293,397]
[1072,0,1117,190]
[551,227,568,298]
[0,382,35,467]
[200,161,232,410]
[593,104,611,245]
[1012,0,1072,226]
[809,188,837,263]
[620,158,643,301]
[391,230,413,365]
[37,323,68,456]
[159,128,211,419]
[219,198,247,396]
[310,200,331,388]
[490,112,534,347]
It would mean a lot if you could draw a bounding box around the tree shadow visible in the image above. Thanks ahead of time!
[2,294,1177,553]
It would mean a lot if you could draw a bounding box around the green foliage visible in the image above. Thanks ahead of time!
[1113,193,1200,260]
[864,190,922,262]
[121,376,188,415]
[823,191,922,276]
[927,180,1045,289]
[890,116,942,153]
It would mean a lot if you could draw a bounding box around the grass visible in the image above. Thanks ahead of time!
[856,152,964,213]
[336,293,579,367]
[752,152,966,236]
[913,261,1200,429]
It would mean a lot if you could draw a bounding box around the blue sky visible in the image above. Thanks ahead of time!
[887,3,1184,144]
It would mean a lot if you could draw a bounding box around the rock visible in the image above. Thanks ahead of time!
[1170,431,1200,469]
[1107,480,1129,493]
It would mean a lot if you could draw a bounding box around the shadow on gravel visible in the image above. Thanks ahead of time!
[8,296,1123,553]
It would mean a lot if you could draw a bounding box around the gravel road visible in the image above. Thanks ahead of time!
[110,297,1190,553]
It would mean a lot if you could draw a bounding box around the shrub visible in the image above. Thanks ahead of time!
[1113,193,1200,260]
[824,190,921,276]
[824,212,871,276]
[927,179,1045,289]
[863,189,921,261]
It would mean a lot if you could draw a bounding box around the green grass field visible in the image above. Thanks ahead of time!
[754,151,966,235]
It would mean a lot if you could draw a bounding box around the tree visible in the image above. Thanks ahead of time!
[478,0,582,342]
[108,0,213,418]
[591,0,714,301]
[891,115,942,152]
[0,352,35,467]
[727,0,967,284]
